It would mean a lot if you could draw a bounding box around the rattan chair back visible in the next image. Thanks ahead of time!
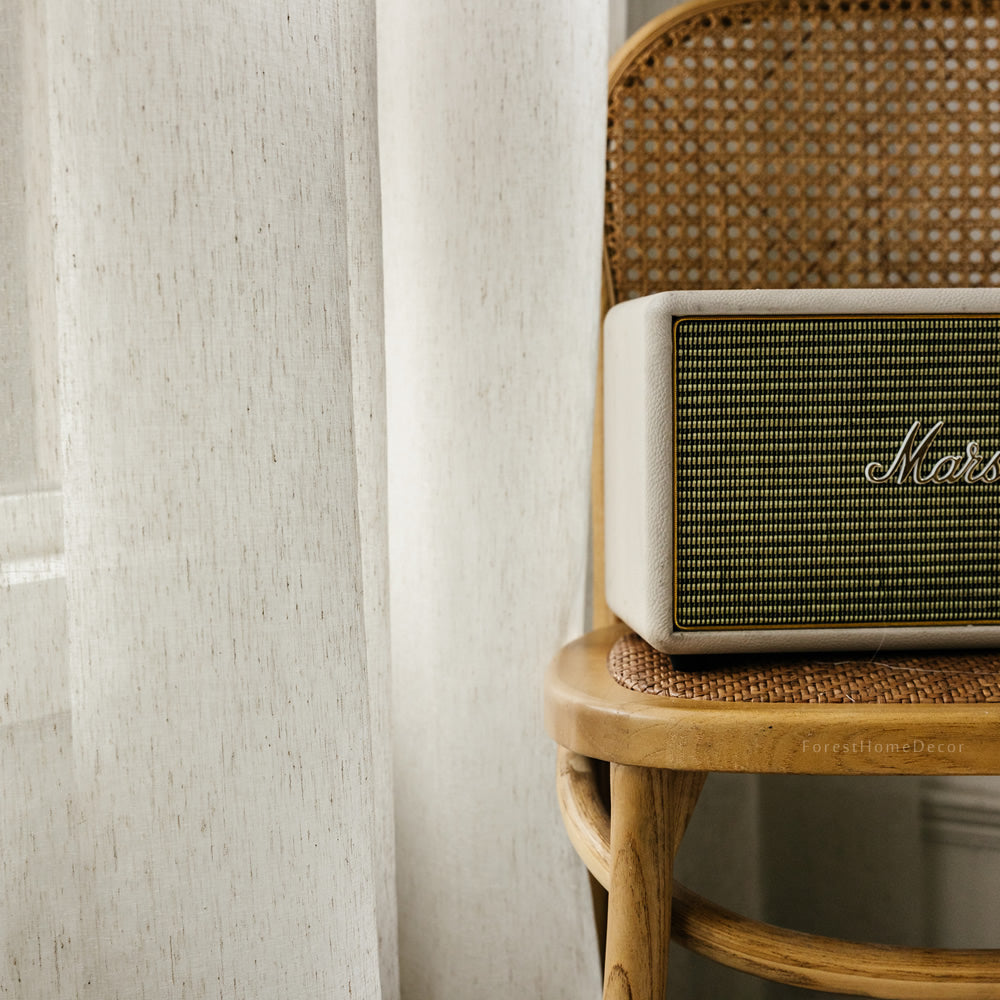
[605,0,1000,306]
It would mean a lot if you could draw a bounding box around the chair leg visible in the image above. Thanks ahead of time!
[603,764,706,1000]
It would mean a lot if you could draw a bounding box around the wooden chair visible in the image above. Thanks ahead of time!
[544,0,1000,995]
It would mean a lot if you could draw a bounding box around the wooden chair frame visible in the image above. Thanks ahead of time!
[546,0,1000,995]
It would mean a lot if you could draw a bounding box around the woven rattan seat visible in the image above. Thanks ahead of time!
[608,631,1000,703]
[545,1,1000,996]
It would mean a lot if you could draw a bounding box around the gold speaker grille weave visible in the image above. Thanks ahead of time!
[606,0,1000,303]
[674,314,1000,630]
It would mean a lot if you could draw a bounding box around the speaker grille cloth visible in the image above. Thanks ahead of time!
[674,314,1000,630]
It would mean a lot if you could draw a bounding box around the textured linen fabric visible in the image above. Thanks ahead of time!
[45,0,393,996]
[379,2,608,996]
[6,0,608,996]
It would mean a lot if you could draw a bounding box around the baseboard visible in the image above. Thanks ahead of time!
[922,779,1000,851]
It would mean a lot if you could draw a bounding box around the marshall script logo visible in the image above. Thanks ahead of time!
[864,421,1000,485]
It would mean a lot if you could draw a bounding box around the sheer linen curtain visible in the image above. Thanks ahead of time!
[12,0,392,995]
[5,0,607,997]
[380,1,607,995]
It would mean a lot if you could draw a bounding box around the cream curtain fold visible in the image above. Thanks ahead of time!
[47,0,391,995]
[4,0,607,996]
[379,2,607,997]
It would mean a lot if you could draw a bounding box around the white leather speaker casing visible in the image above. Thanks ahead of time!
[604,287,1000,654]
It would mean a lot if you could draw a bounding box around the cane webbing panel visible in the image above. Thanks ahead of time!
[673,313,1000,631]
[609,631,1000,702]
[605,0,1000,304]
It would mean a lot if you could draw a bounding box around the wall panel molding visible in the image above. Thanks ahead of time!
[923,778,1000,851]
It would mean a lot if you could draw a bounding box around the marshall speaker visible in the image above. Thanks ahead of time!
[604,288,1000,654]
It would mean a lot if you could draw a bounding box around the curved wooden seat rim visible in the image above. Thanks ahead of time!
[545,626,1000,775]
